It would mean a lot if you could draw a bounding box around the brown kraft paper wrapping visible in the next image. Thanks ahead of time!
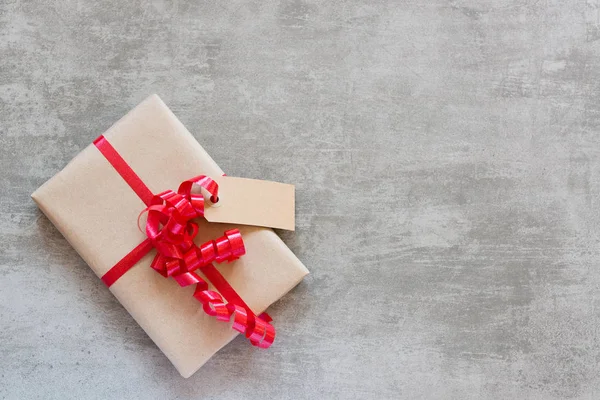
[31,94,309,378]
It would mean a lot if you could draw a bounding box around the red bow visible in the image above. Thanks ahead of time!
[144,177,244,287]
[94,135,275,348]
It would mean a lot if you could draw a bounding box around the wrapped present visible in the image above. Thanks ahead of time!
[31,95,309,378]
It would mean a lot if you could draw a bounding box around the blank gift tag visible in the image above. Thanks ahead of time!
[204,176,295,231]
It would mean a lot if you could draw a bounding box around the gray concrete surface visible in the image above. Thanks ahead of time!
[2,0,600,399]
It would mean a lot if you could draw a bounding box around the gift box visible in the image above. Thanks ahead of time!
[31,94,309,378]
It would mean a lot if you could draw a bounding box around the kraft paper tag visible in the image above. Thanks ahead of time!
[204,176,295,231]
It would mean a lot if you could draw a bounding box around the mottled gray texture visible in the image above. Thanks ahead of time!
[2,0,600,399]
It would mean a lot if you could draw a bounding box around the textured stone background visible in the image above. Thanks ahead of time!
[2,0,600,399]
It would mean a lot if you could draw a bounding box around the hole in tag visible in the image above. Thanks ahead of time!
[209,195,222,208]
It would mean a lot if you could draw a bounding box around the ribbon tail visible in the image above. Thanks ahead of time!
[200,264,275,348]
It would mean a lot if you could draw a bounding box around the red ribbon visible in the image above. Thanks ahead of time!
[93,135,275,348]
